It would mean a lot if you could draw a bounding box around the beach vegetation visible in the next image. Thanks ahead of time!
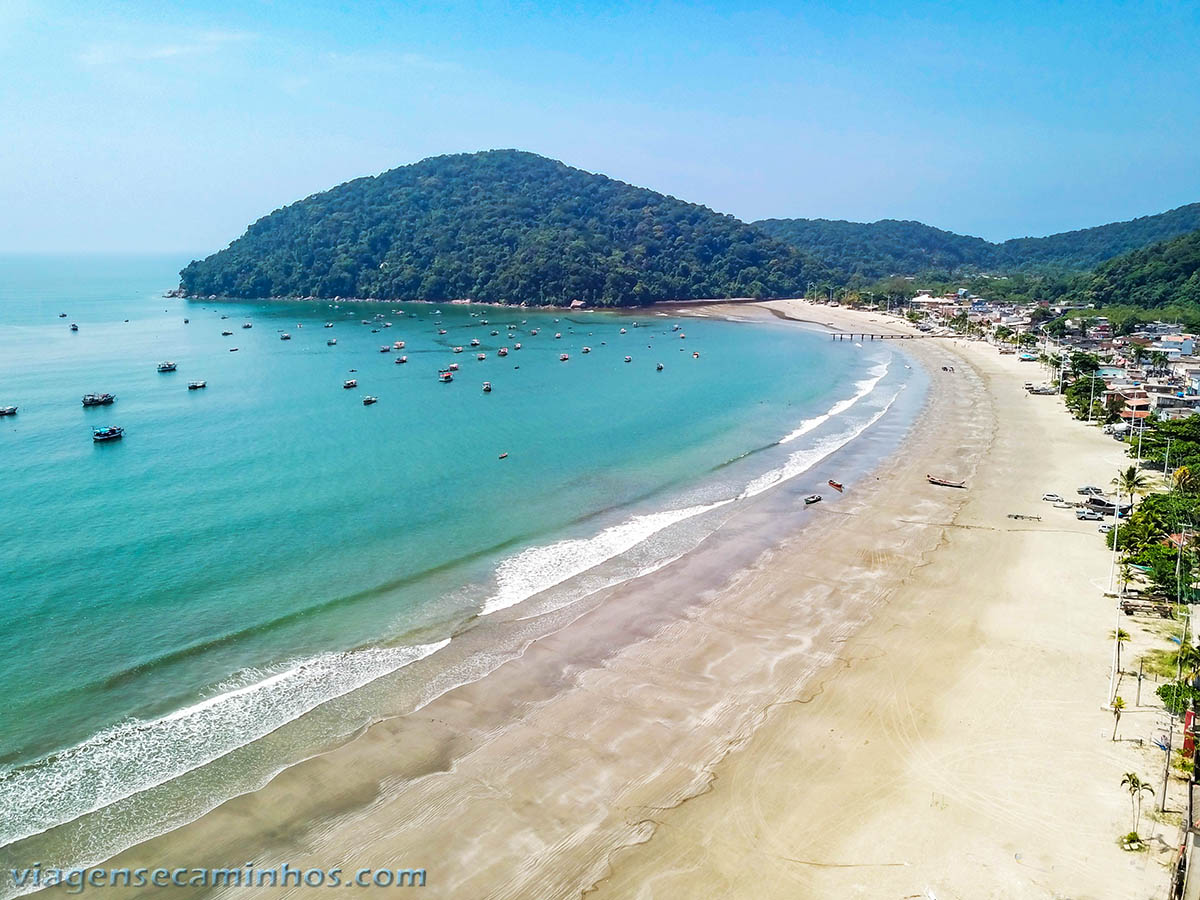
[1111,696,1126,740]
[1156,681,1200,717]
[1120,772,1154,838]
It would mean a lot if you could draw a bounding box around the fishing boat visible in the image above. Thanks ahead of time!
[582,347,591,354]
[624,355,632,363]
[183,318,189,324]
[619,328,627,334]
[69,323,79,331]
[395,355,407,364]
[470,338,481,347]
[343,379,357,389]
[476,353,486,360]
[58,313,66,318]
[926,474,966,488]
[692,351,700,358]
[490,330,499,336]
[828,480,844,492]
[157,362,176,372]
[188,381,207,390]
[229,347,239,352]
[362,396,378,406]
[280,333,291,340]
[81,393,116,407]
[453,346,464,354]
[327,338,337,345]
[0,406,17,416]
[554,332,562,339]
[222,330,233,336]
[804,494,822,505]
[498,347,508,357]
[449,362,460,371]
[438,329,448,335]
[498,452,508,459]
[514,343,522,350]
[530,329,539,336]
[242,322,252,328]
[324,322,334,328]
[438,370,453,383]
[394,341,405,349]
[656,363,664,371]
[92,425,124,442]
[482,381,492,393]
[379,345,391,352]
[560,353,569,361]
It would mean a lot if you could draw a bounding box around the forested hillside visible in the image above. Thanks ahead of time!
[180,151,827,306]
[756,203,1200,279]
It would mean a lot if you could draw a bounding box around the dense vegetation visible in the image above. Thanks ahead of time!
[1056,229,1200,309]
[756,203,1200,280]
[753,218,993,281]
[179,150,827,306]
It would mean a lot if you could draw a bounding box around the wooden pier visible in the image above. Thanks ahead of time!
[830,332,923,341]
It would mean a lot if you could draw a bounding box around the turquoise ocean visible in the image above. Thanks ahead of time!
[0,255,921,888]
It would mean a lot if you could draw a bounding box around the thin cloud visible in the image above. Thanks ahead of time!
[79,29,255,66]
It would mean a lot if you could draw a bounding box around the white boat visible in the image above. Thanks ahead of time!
[157,361,177,372]
[187,381,207,390]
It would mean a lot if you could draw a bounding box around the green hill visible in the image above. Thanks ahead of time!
[1059,228,1200,308]
[754,218,993,280]
[179,150,827,306]
[755,203,1200,280]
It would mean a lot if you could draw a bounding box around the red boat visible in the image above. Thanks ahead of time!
[828,480,843,492]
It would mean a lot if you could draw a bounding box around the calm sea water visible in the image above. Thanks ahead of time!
[0,255,915,884]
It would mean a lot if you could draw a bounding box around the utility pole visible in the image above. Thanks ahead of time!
[1108,481,1124,705]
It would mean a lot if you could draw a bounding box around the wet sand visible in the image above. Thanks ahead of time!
[30,301,1168,899]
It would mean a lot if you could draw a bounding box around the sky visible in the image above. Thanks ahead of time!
[2,0,1199,254]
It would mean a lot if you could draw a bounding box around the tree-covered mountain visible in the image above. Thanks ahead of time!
[179,150,827,306]
[753,218,993,280]
[1056,228,1200,309]
[755,203,1200,280]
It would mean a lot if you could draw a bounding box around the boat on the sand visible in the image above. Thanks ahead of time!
[926,474,966,488]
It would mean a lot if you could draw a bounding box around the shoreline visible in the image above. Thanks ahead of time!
[16,300,1166,899]
[12,301,933,899]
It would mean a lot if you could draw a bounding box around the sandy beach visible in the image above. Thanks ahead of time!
[33,301,1172,899]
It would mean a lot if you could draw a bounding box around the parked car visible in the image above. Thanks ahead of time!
[1077,485,1104,496]
[1098,523,1114,534]
[1076,508,1103,521]
[1041,493,1064,502]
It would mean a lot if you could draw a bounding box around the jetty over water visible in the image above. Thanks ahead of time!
[830,332,930,341]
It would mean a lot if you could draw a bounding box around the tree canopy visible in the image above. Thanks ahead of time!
[179,150,828,306]
[755,203,1200,281]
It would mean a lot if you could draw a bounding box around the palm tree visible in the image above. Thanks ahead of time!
[1177,642,1200,681]
[1150,350,1170,375]
[1121,772,1154,835]
[1130,344,1147,368]
[1113,465,1151,508]
[1174,465,1197,495]
[1110,628,1131,674]
[1112,695,1126,741]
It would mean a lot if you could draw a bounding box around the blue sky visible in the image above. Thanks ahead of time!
[2,0,1198,253]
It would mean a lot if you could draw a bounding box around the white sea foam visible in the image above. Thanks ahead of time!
[481,380,903,619]
[741,389,900,500]
[778,357,890,444]
[480,500,734,616]
[0,639,448,849]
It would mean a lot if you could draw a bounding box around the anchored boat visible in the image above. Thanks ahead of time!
[157,362,176,372]
[82,393,116,407]
[92,425,124,442]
